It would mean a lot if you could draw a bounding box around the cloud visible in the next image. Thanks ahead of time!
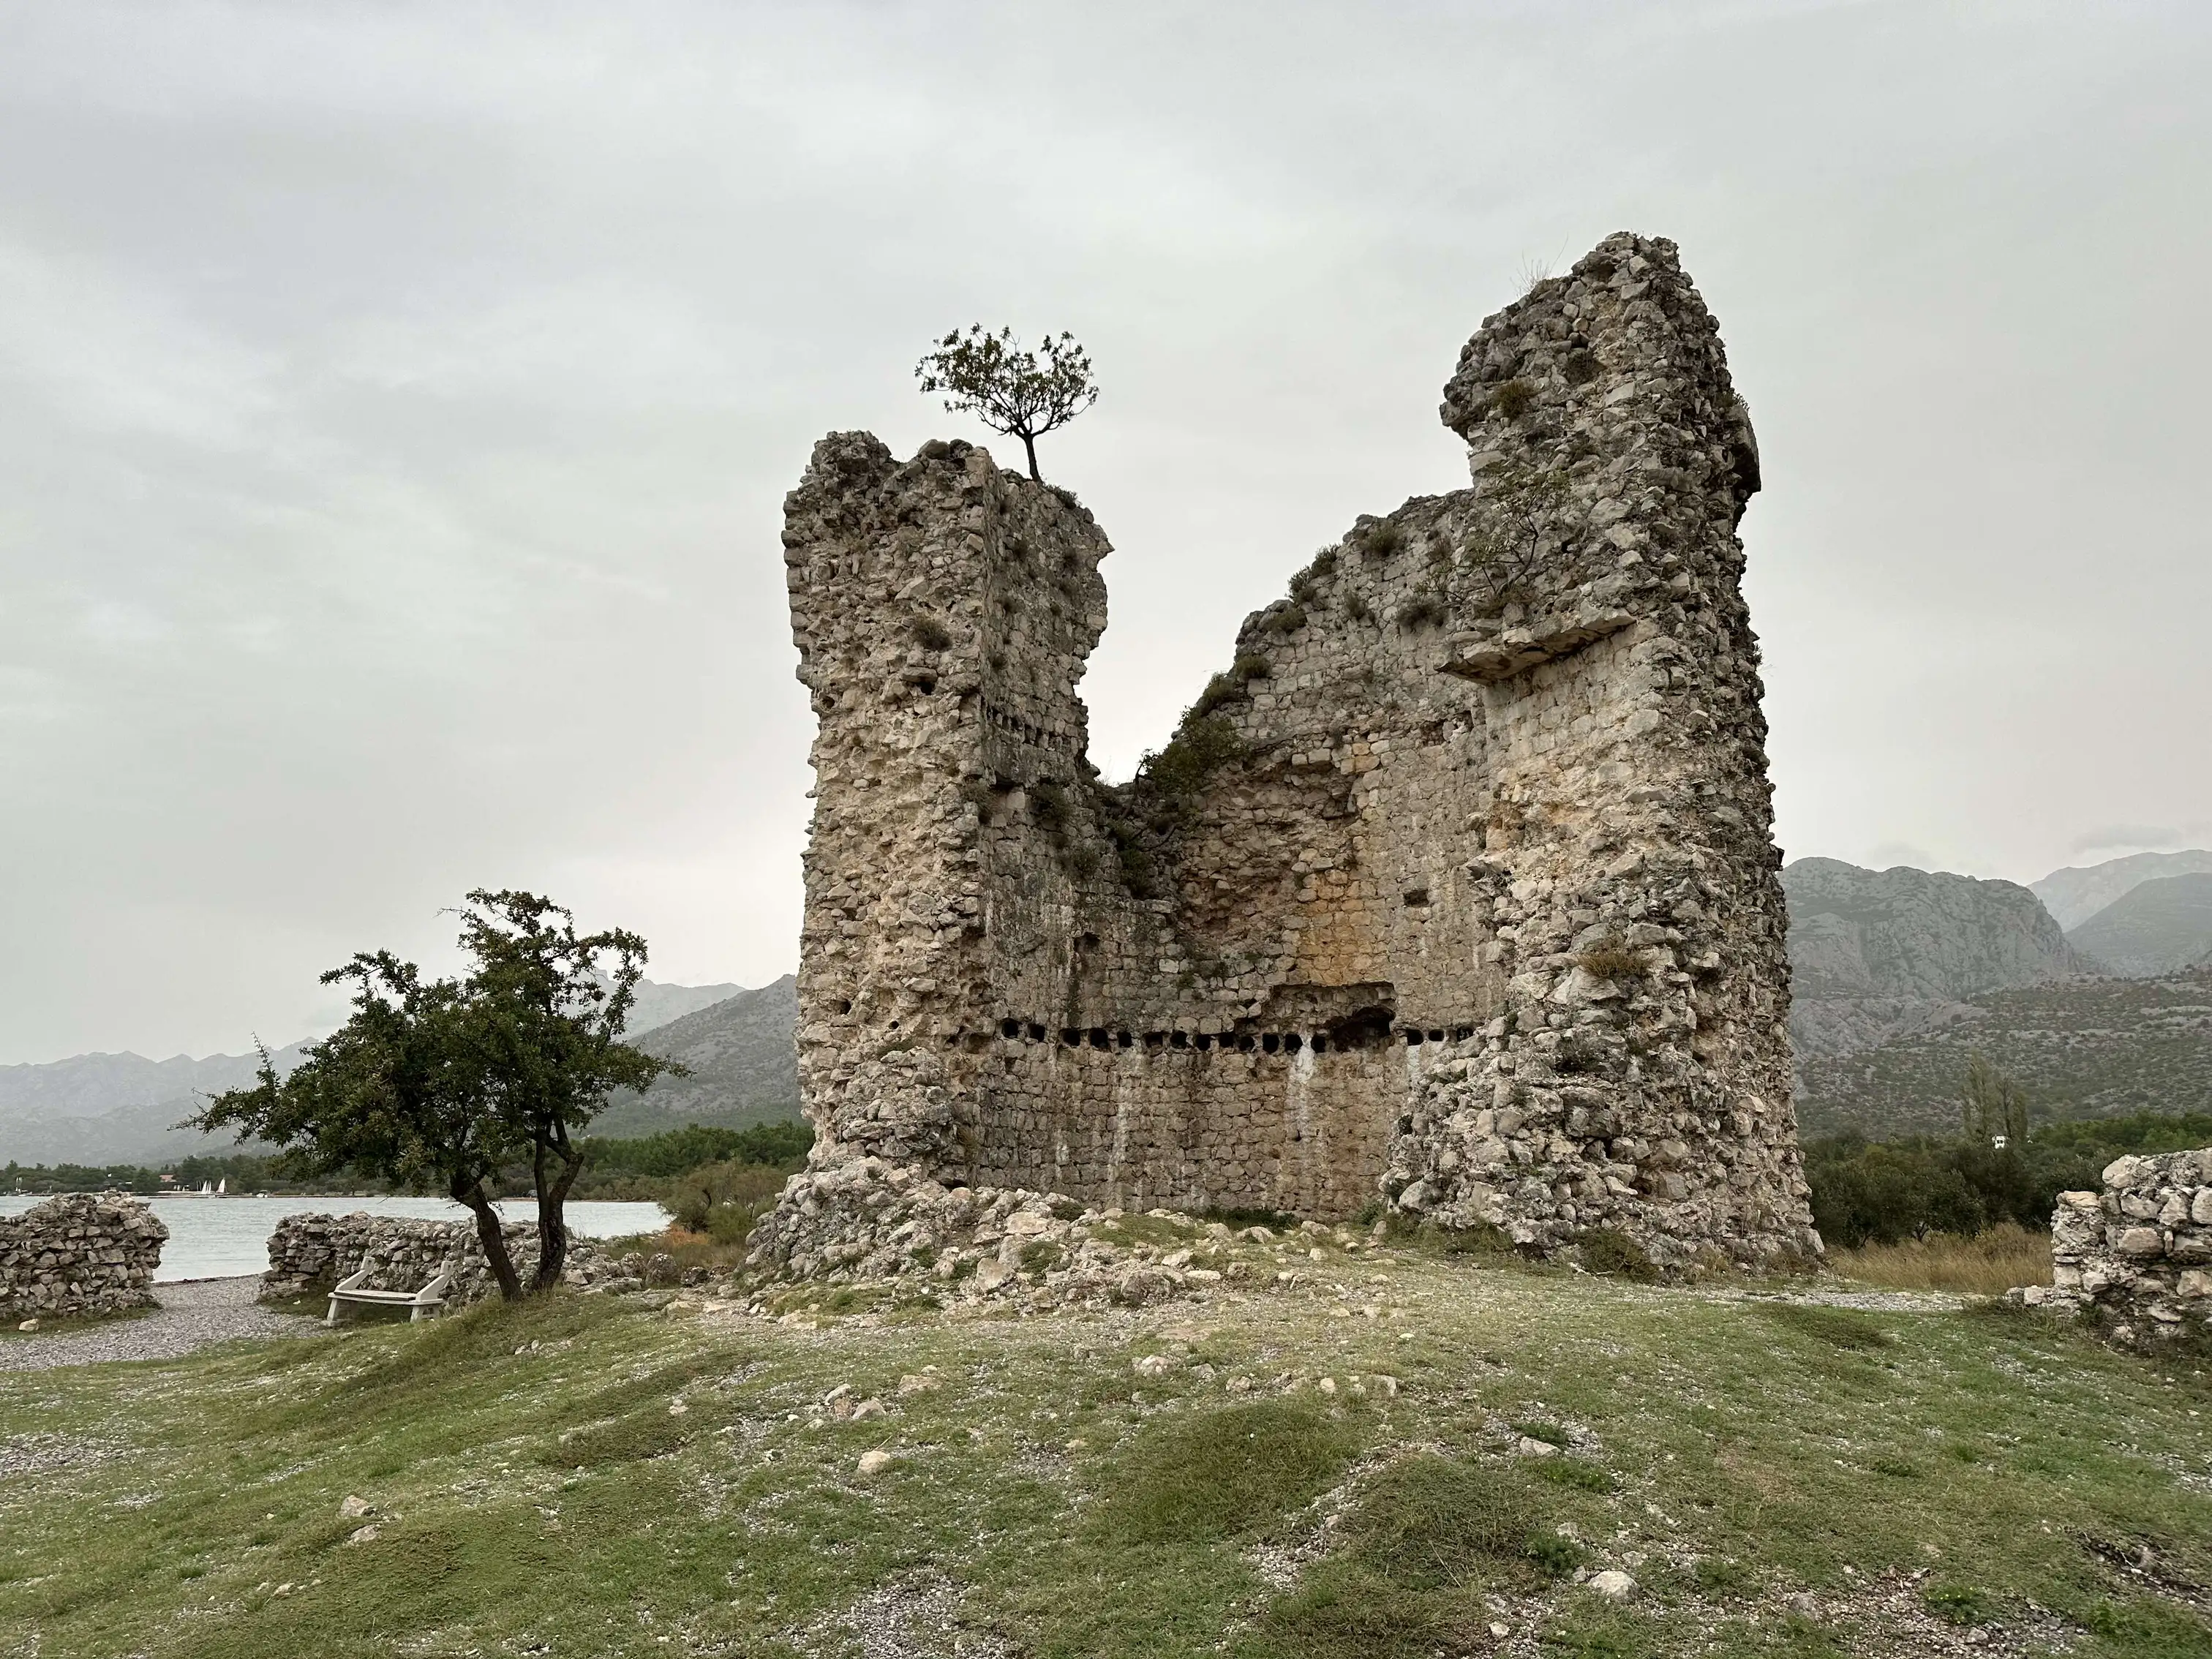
[0,2,2208,1061]
[2069,824,2184,855]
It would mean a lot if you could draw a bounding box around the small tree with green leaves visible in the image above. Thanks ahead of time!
[915,326,1098,482]
[193,890,678,1300]
[1461,458,1578,607]
[1960,1050,2029,1149]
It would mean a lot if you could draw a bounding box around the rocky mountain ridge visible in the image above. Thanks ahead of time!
[2065,872,2212,978]
[0,975,797,1167]
[2031,848,2212,931]
[1781,857,2094,1065]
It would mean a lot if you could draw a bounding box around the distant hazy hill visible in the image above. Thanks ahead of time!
[1781,857,2091,1062]
[0,975,780,1168]
[0,1044,309,1168]
[591,976,800,1137]
[2066,872,2212,978]
[1795,968,2212,1137]
[614,976,747,1037]
[2032,849,2212,931]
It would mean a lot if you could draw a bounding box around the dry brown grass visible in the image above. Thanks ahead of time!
[601,1224,752,1281]
[1829,1222,2052,1296]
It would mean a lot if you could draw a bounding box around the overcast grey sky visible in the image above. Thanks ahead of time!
[3,1,2207,1064]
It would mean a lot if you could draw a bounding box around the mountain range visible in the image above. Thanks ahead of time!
[1787,849,2212,1137]
[0,974,800,1168]
[12,843,2212,1167]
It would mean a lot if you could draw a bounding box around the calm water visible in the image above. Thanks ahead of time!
[0,1194,670,1282]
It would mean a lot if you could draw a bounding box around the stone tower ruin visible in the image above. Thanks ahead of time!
[761,232,1821,1274]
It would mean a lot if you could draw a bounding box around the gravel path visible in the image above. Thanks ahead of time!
[1,1276,319,1372]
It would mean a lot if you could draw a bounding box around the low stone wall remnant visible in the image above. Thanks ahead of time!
[1,1193,168,1318]
[261,1212,635,1306]
[2012,1148,2212,1344]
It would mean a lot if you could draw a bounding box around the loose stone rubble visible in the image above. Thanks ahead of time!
[260,1212,631,1306]
[2011,1148,2212,1344]
[0,1194,168,1317]
[758,231,1820,1290]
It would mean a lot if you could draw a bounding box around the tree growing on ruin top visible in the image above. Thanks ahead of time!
[915,326,1098,481]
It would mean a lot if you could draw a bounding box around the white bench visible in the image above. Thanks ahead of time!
[326,1268,454,1326]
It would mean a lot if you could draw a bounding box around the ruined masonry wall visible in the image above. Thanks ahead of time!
[0,1194,167,1317]
[2013,1149,2212,1344]
[761,231,1819,1276]
[260,1213,622,1306]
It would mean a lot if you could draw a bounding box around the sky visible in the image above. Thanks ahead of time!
[2,1,2208,1065]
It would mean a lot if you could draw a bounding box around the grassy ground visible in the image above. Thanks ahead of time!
[1,1236,2208,1659]
[1828,1224,2056,1297]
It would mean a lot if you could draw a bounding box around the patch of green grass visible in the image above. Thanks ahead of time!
[1256,1562,1471,1659]
[1923,1581,1994,1625]
[1534,1456,1614,1493]
[3,1240,2210,1659]
[1339,1455,1580,1590]
[1755,1302,1893,1351]
[1091,1401,1361,1545]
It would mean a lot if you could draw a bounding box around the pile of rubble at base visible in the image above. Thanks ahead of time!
[745,1154,1363,1313]
[2009,1148,2212,1345]
[261,1211,638,1305]
[0,1193,168,1317]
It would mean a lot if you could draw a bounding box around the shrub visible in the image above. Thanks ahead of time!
[1361,521,1405,557]
[1924,1584,1995,1627]
[1576,939,1645,980]
[1562,348,1600,387]
[1139,715,1246,807]
[1494,379,1535,421]
[1029,779,1069,833]
[667,1160,789,1244]
[1264,603,1308,634]
[1577,1227,1658,1282]
[1189,671,1241,719]
[909,616,952,650]
[1232,652,1272,682]
[1399,592,1447,630]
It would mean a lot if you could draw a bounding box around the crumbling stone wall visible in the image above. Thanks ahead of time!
[261,1213,624,1306]
[0,1194,168,1317]
[2012,1150,2212,1344]
[763,231,1819,1274]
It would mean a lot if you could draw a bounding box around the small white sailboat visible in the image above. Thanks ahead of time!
[216,1178,227,1196]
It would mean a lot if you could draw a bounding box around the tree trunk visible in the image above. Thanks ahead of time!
[453,1175,523,1302]
[532,1130,582,1293]
[1021,431,1040,481]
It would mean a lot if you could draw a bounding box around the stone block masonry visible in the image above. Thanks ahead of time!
[260,1213,626,1306]
[2013,1148,2212,1344]
[755,231,1822,1283]
[1,1194,168,1317]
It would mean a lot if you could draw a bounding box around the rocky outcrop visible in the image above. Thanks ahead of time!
[260,1212,628,1305]
[0,1193,167,1317]
[2012,1148,2212,1346]
[2066,873,2212,978]
[767,231,1817,1278]
[1782,858,2091,1063]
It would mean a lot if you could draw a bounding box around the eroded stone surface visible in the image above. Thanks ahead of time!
[754,232,1821,1286]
